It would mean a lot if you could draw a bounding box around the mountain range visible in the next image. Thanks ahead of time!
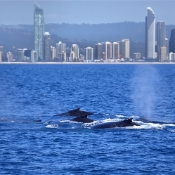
[0,22,174,57]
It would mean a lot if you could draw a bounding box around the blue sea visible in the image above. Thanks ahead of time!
[0,63,175,175]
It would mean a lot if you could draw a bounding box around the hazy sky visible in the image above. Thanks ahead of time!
[0,0,175,25]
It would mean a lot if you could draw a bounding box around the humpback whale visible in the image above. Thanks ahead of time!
[71,115,94,123]
[92,118,139,129]
[55,108,93,117]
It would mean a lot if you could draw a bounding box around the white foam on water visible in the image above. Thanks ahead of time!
[46,124,58,129]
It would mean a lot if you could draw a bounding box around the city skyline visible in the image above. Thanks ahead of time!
[0,3,175,62]
[0,0,175,25]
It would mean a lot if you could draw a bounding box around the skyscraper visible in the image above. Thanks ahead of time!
[113,42,119,59]
[145,7,156,60]
[34,4,44,61]
[43,32,51,61]
[85,47,94,61]
[105,42,112,60]
[160,47,167,61]
[0,46,3,62]
[51,46,56,60]
[0,51,2,62]
[157,21,166,61]
[169,29,175,53]
[94,43,103,60]
[56,41,66,60]
[121,39,130,59]
[70,44,79,61]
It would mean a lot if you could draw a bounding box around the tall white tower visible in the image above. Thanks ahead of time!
[105,42,112,60]
[145,7,156,60]
[85,47,94,61]
[121,39,130,59]
[70,44,79,61]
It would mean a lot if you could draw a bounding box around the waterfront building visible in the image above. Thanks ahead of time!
[169,29,175,53]
[56,42,66,56]
[169,52,175,61]
[165,38,169,56]
[34,4,44,61]
[17,49,26,61]
[94,43,103,60]
[105,42,112,60]
[70,44,79,61]
[85,47,94,61]
[145,7,156,60]
[0,51,2,62]
[113,42,119,59]
[43,32,51,61]
[133,53,141,60]
[121,39,130,59]
[51,46,56,60]
[160,47,167,62]
[157,21,166,61]
[24,49,32,59]
[7,52,13,62]
[58,52,66,62]
[0,46,3,62]
[31,50,37,62]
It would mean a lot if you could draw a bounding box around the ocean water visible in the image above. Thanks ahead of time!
[0,63,175,175]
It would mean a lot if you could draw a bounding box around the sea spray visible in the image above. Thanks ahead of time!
[131,65,160,120]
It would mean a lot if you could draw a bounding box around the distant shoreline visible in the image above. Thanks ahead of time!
[1,62,175,65]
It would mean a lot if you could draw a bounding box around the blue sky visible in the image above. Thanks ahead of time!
[0,0,175,25]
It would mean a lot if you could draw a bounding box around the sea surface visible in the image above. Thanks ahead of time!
[0,63,175,175]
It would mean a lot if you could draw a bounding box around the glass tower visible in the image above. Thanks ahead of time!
[34,4,44,61]
[157,21,166,61]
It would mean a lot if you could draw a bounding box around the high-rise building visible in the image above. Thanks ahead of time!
[113,42,119,59]
[56,42,66,56]
[70,44,79,61]
[0,51,2,62]
[94,43,103,60]
[105,42,112,60]
[160,47,167,61]
[17,49,26,61]
[157,21,166,61]
[85,47,94,61]
[145,7,156,60]
[31,50,37,62]
[169,29,175,53]
[0,46,3,62]
[43,32,51,61]
[34,4,44,61]
[169,52,175,61]
[121,39,130,59]
[7,52,13,62]
[51,46,56,60]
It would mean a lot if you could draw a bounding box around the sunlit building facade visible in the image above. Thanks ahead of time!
[85,47,94,61]
[121,39,130,59]
[105,42,112,60]
[145,7,156,60]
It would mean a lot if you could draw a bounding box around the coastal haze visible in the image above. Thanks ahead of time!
[0,0,175,62]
